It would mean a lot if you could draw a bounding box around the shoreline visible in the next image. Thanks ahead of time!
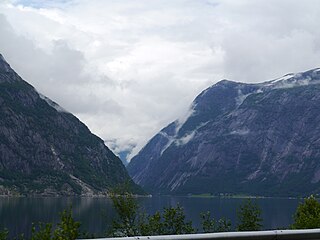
[0,193,306,199]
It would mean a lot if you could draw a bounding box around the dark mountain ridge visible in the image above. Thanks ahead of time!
[0,54,139,196]
[128,68,320,197]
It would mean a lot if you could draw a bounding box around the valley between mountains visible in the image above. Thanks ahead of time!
[1,52,320,197]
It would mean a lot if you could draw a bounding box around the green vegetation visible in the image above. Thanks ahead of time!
[291,195,320,229]
[201,212,231,233]
[236,199,262,231]
[108,183,195,237]
[108,184,140,237]
[30,223,53,240]
[152,205,195,235]
[2,195,320,239]
[29,207,80,240]
[0,229,8,240]
[52,207,81,240]
[139,205,195,236]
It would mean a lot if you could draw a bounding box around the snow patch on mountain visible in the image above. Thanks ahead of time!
[230,129,250,136]
[272,73,296,82]
[263,69,320,90]
[157,68,320,158]
[175,121,209,147]
[235,89,251,107]
[159,132,175,155]
[175,131,196,146]
[272,75,313,89]
[262,73,296,88]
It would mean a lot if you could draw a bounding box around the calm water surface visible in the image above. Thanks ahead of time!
[0,196,301,238]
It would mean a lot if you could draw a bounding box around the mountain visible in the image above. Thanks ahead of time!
[0,54,140,196]
[127,68,320,197]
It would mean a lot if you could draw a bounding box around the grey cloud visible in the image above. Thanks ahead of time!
[0,13,122,116]
[12,0,71,8]
[1,1,320,161]
[215,0,320,82]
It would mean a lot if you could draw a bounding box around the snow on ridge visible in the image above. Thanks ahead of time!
[235,88,251,107]
[234,75,300,108]
[271,75,313,90]
[197,88,209,98]
[261,69,320,90]
[272,73,296,83]
[262,73,296,88]
[159,68,320,157]
[230,129,250,136]
[38,92,68,113]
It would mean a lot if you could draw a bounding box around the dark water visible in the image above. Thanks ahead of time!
[0,196,301,238]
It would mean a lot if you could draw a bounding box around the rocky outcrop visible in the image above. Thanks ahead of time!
[127,68,320,196]
[0,54,140,196]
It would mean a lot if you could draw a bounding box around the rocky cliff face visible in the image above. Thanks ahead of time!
[0,54,139,196]
[127,68,320,196]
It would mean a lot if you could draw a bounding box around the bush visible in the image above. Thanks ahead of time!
[291,195,320,229]
[109,184,194,236]
[0,229,8,240]
[236,199,262,231]
[201,211,231,233]
[53,207,81,240]
[109,183,140,237]
[139,212,162,236]
[30,207,80,240]
[31,223,52,240]
[157,205,195,235]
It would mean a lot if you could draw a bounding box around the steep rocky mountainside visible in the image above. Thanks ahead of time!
[127,68,320,196]
[0,54,139,196]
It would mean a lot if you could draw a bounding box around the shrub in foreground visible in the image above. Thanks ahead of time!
[292,195,320,229]
[236,199,262,231]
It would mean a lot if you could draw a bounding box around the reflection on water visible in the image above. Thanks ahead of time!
[0,196,300,238]
[0,197,117,238]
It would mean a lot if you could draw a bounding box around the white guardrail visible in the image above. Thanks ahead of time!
[81,229,320,240]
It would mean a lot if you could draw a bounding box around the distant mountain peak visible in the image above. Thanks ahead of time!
[127,67,320,196]
[217,79,234,84]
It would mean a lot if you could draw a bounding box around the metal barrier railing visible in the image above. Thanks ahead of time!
[81,229,320,240]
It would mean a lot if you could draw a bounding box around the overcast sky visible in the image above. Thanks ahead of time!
[1,0,320,161]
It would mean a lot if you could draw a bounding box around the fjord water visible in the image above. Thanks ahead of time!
[0,196,300,238]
